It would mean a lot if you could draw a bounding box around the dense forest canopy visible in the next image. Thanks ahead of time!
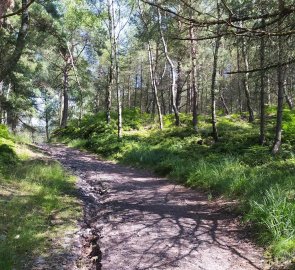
[0,0,294,155]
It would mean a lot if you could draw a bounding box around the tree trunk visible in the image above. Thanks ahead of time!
[109,0,122,139]
[147,42,163,130]
[267,75,271,105]
[220,89,230,115]
[60,68,69,128]
[106,0,114,124]
[190,22,198,131]
[284,78,294,110]
[44,89,50,142]
[186,77,191,114]
[272,0,285,154]
[140,60,143,113]
[127,74,131,108]
[138,2,163,129]
[116,59,122,139]
[237,44,243,115]
[0,0,29,82]
[259,20,266,145]
[210,5,221,142]
[106,68,113,124]
[67,42,84,125]
[158,8,180,126]
[176,59,182,111]
[145,80,149,113]
[242,39,254,122]
[134,76,137,109]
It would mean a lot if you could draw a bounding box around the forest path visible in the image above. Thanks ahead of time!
[46,144,264,270]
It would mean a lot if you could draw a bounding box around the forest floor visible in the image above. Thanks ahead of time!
[41,143,265,270]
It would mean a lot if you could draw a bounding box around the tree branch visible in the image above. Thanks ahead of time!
[0,0,35,19]
[227,58,295,74]
[142,0,295,28]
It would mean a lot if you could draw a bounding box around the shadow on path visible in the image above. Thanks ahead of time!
[48,144,263,270]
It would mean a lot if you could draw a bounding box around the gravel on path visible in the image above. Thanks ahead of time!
[42,144,264,270]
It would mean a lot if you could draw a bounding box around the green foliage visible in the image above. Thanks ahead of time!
[0,124,11,140]
[249,185,295,259]
[56,111,295,262]
[0,127,81,270]
[283,109,295,144]
[0,144,18,167]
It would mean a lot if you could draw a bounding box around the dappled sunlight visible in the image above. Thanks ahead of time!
[50,144,263,270]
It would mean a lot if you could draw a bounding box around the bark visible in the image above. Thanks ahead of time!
[210,4,221,142]
[267,75,271,105]
[272,0,285,154]
[116,59,122,139]
[44,90,50,142]
[106,0,114,124]
[134,75,137,109]
[145,81,150,113]
[94,92,100,113]
[259,20,266,145]
[138,2,163,129]
[176,59,182,111]
[220,90,230,115]
[176,17,182,112]
[161,87,166,115]
[127,74,131,108]
[106,66,112,124]
[186,76,191,114]
[109,0,122,139]
[158,8,180,126]
[190,22,198,131]
[0,0,29,82]
[241,38,254,122]
[140,60,143,113]
[283,78,294,110]
[147,43,163,129]
[236,44,243,114]
[60,68,69,128]
[67,42,84,124]
[200,75,204,113]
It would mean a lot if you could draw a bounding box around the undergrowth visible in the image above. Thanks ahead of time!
[54,108,295,264]
[0,125,81,270]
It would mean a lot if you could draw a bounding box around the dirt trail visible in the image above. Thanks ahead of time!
[46,144,264,270]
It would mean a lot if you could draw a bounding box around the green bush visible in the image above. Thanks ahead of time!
[0,124,11,139]
[0,126,81,269]
[55,111,295,262]
[0,144,18,166]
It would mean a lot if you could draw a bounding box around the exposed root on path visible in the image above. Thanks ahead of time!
[39,143,265,270]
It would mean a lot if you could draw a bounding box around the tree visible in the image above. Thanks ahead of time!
[157,8,180,126]
[272,0,286,154]
[0,0,30,82]
[210,3,221,142]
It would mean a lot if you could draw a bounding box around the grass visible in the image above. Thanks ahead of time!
[0,126,81,270]
[54,108,295,265]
